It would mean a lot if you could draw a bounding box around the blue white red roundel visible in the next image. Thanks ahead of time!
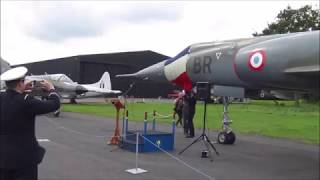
[248,49,266,71]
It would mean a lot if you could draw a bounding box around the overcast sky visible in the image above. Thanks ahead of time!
[1,1,318,65]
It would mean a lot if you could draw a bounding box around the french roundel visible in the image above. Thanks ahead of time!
[248,49,266,71]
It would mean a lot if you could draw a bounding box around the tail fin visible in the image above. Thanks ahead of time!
[90,72,112,90]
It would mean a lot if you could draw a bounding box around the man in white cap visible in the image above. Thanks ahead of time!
[0,66,60,180]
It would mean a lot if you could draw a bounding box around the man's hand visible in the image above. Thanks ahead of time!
[40,80,55,92]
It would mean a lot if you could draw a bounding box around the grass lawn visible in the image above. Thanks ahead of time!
[62,100,320,144]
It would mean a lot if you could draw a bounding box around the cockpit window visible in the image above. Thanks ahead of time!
[189,41,237,54]
[165,46,190,65]
[173,46,190,59]
[60,75,73,82]
[55,74,73,82]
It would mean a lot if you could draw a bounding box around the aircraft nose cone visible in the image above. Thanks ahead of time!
[75,85,88,94]
[116,60,168,83]
[135,61,167,82]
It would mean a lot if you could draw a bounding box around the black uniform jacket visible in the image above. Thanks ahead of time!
[182,93,196,117]
[0,89,60,169]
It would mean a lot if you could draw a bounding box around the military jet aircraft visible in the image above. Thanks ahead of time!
[0,58,11,90]
[117,30,319,144]
[27,72,121,100]
[25,71,121,116]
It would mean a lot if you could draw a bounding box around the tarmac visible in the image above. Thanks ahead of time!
[36,112,319,180]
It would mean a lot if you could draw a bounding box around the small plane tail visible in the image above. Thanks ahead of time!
[82,71,121,94]
[91,72,112,90]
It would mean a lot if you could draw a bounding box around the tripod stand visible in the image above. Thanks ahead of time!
[178,100,219,159]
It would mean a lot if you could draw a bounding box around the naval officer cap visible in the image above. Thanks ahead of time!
[0,66,28,81]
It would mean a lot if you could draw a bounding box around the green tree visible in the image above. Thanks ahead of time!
[253,5,319,36]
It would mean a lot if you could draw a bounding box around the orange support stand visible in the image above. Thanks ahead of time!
[108,99,125,145]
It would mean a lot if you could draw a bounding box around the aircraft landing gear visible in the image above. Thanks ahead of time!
[218,97,236,144]
[53,109,60,117]
[70,98,77,104]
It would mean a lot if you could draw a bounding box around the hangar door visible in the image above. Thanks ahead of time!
[79,62,130,84]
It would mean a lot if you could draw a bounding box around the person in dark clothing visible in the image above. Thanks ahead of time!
[173,94,184,127]
[0,66,60,180]
[182,91,196,138]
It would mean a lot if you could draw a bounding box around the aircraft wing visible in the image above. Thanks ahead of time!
[1,58,11,74]
[25,76,47,82]
[1,58,11,91]
[81,85,121,94]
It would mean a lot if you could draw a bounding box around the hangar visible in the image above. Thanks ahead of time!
[18,51,178,98]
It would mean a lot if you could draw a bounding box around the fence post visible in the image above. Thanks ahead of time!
[144,112,148,134]
[125,132,147,174]
[152,110,156,131]
[124,110,129,140]
[172,112,176,149]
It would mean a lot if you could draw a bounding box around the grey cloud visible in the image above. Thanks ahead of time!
[26,4,106,41]
[23,2,184,42]
[120,4,183,23]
